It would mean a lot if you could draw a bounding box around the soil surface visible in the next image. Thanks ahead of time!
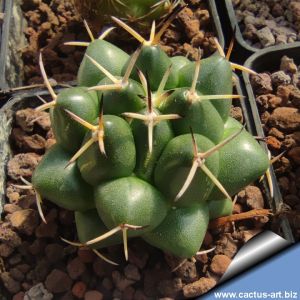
[21,0,219,85]
[0,93,269,299]
[250,55,300,240]
[233,0,300,48]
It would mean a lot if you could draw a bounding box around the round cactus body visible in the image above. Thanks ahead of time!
[51,87,99,153]
[178,55,233,122]
[122,45,178,90]
[208,198,233,220]
[143,204,209,258]
[32,21,270,259]
[32,144,94,211]
[96,77,146,115]
[78,39,129,87]
[75,209,123,249]
[77,115,136,185]
[94,177,169,237]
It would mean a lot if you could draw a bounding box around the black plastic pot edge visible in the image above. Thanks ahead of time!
[209,0,225,50]
[243,43,300,244]
[0,0,225,90]
[224,0,258,59]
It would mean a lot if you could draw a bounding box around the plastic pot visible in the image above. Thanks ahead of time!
[242,43,300,243]
[0,0,225,90]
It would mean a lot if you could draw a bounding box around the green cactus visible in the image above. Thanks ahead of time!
[32,20,270,262]
[72,0,180,28]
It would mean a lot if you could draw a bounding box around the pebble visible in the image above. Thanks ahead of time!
[3,204,22,214]
[78,247,95,263]
[9,209,39,235]
[174,260,198,283]
[124,264,141,281]
[280,56,298,74]
[24,283,53,300]
[240,186,265,210]
[7,153,41,180]
[288,147,300,164]
[183,277,216,298]
[250,73,273,94]
[268,107,300,132]
[256,27,275,47]
[12,292,25,300]
[215,234,239,259]
[0,272,21,294]
[210,255,232,276]
[112,270,135,292]
[45,269,72,293]
[67,257,87,280]
[45,243,65,263]
[35,221,58,238]
[157,278,183,298]
[72,281,87,299]
[266,136,282,151]
[271,71,291,86]
[84,290,103,300]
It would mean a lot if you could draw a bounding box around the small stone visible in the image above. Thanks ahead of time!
[45,269,72,293]
[268,107,300,132]
[102,277,113,290]
[266,136,282,151]
[13,292,25,300]
[230,106,243,123]
[10,267,25,281]
[24,283,53,300]
[268,128,284,140]
[59,209,74,225]
[290,89,300,109]
[84,290,103,300]
[0,244,14,257]
[7,153,41,180]
[35,221,58,238]
[271,71,291,86]
[203,231,213,247]
[78,248,95,263]
[122,286,135,300]
[124,264,141,281]
[256,27,275,47]
[183,277,216,298]
[174,260,198,283]
[9,254,22,266]
[288,147,300,164]
[280,56,298,74]
[3,204,22,214]
[29,239,46,255]
[157,278,183,298]
[0,272,21,294]
[215,234,239,258]
[9,209,39,235]
[210,255,231,276]
[45,243,64,263]
[250,73,273,94]
[133,290,148,300]
[67,257,87,280]
[242,186,265,209]
[278,177,290,193]
[72,282,87,299]
[128,247,149,269]
[112,271,135,292]
[0,222,22,248]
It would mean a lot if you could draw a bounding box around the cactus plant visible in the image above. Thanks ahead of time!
[31,19,270,262]
[72,0,181,28]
